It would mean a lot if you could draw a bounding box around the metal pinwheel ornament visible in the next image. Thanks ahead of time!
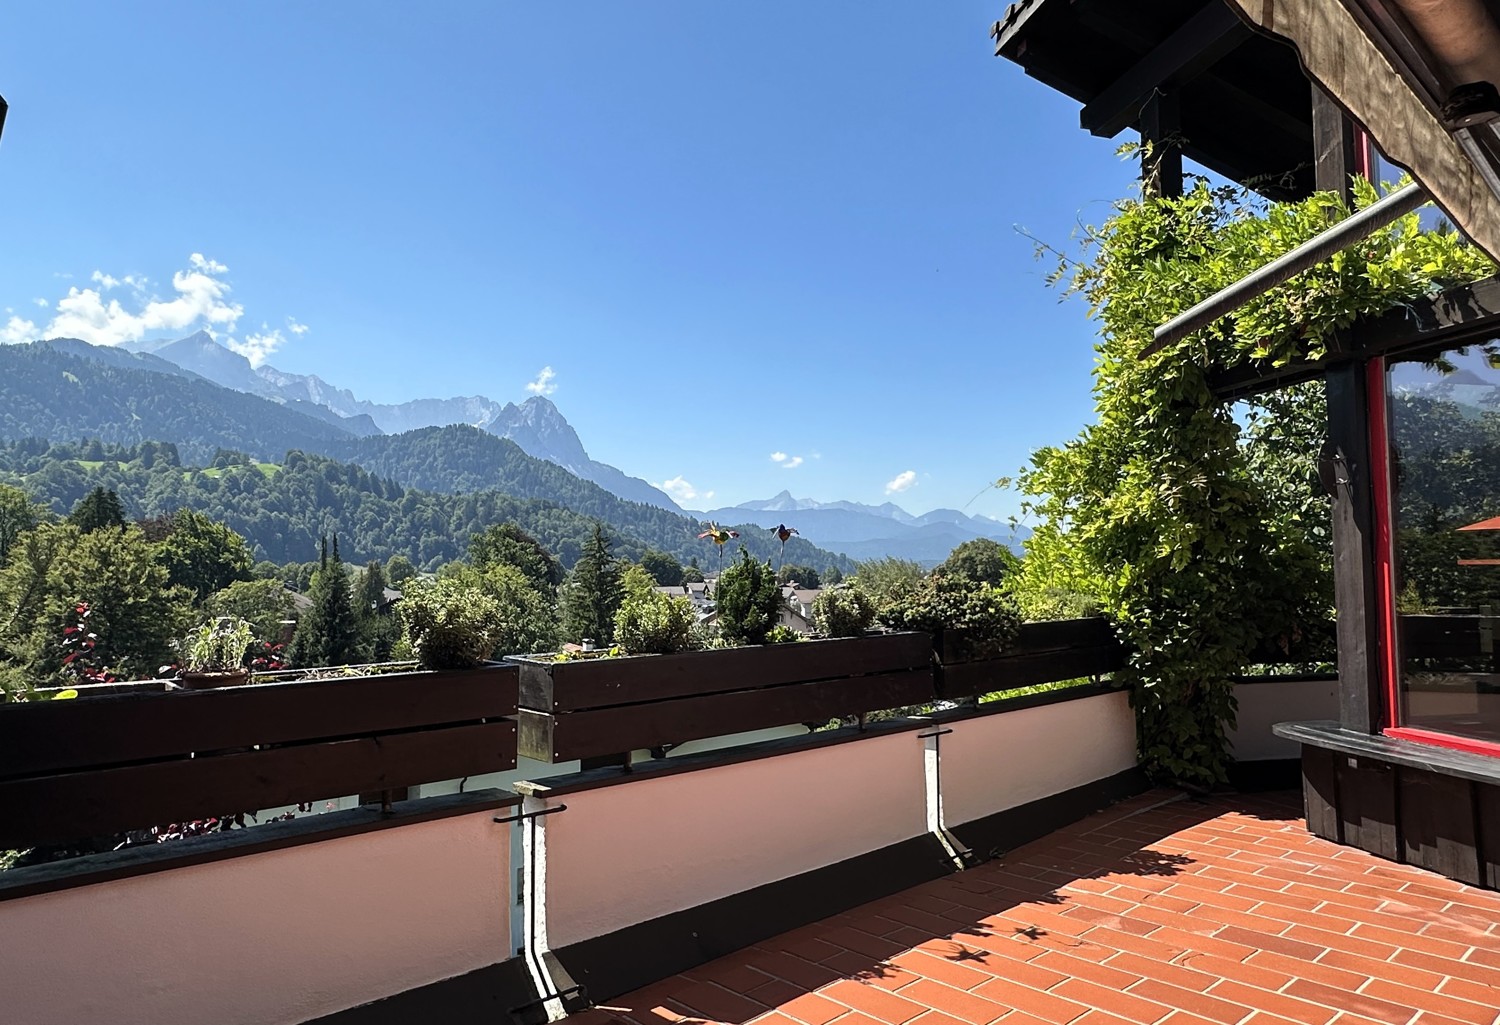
[697,523,740,575]
[770,523,798,574]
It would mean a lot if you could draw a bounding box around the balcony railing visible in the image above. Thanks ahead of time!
[0,618,1336,1025]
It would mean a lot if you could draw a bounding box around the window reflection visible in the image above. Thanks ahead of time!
[1388,343,1500,743]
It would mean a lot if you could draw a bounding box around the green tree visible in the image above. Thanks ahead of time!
[468,522,564,591]
[204,578,296,643]
[776,563,820,588]
[939,538,1019,588]
[385,553,417,587]
[822,565,844,586]
[353,560,401,661]
[288,536,361,668]
[440,561,559,656]
[154,508,255,600]
[640,548,685,587]
[714,547,782,646]
[0,484,46,564]
[0,522,192,688]
[850,557,925,606]
[682,559,705,584]
[621,563,657,598]
[561,524,623,645]
[68,486,125,533]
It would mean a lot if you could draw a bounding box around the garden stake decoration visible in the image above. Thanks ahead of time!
[770,523,798,574]
[697,523,739,575]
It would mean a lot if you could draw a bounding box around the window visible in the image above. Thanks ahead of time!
[1383,344,1500,748]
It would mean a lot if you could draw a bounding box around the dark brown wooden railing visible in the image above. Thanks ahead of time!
[514,619,1130,764]
[0,663,518,851]
[2,616,1332,855]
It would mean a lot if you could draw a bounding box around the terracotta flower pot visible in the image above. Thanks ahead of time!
[178,668,252,690]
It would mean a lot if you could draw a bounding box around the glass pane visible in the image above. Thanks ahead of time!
[1388,344,1500,743]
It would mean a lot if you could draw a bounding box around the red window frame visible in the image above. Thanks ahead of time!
[1369,355,1500,757]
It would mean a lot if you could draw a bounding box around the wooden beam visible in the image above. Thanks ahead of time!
[1350,275,1500,356]
[1080,3,1248,138]
[1141,89,1183,199]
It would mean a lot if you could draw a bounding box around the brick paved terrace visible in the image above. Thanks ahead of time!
[569,791,1500,1025]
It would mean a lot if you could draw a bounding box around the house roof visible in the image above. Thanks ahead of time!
[1459,515,1500,531]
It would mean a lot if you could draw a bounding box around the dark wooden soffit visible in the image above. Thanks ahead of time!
[992,0,1315,200]
[1208,274,1500,400]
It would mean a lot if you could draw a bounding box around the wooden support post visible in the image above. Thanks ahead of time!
[1313,85,1386,735]
[1140,89,1182,198]
[1326,365,1384,734]
[1312,87,1359,203]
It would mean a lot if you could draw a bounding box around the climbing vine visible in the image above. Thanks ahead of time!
[1014,177,1494,789]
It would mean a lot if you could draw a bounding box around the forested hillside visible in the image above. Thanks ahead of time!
[0,440,853,571]
[0,342,358,463]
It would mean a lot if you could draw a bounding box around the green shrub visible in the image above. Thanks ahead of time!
[398,579,503,670]
[812,585,875,638]
[877,574,1020,657]
[714,547,782,646]
[766,624,801,644]
[614,589,697,654]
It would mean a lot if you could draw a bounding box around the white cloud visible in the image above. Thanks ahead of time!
[771,452,788,462]
[658,476,714,504]
[885,470,918,495]
[525,366,558,396]
[189,253,228,274]
[1,315,40,345]
[14,253,244,348]
[770,451,804,469]
[224,322,286,368]
[5,255,309,367]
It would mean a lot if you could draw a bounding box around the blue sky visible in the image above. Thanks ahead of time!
[0,3,1141,520]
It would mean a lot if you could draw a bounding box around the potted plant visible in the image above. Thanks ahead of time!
[397,578,504,670]
[178,617,255,689]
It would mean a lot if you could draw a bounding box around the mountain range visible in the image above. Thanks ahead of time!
[15,329,1021,566]
[701,491,1027,565]
[0,338,853,571]
[122,332,679,509]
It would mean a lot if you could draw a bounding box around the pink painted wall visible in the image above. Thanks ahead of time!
[2,809,510,1025]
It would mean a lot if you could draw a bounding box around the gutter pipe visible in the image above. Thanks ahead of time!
[1143,180,1427,358]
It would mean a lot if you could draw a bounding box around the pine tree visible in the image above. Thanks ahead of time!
[354,560,399,661]
[68,486,126,533]
[288,534,362,667]
[714,546,782,645]
[561,523,623,645]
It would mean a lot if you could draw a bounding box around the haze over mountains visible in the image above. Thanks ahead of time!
[10,329,1019,565]
[702,491,1026,564]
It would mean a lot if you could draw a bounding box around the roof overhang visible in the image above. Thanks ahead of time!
[992,0,1318,200]
[1221,0,1500,261]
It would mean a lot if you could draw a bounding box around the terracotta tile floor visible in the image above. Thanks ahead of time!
[569,790,1500,1025]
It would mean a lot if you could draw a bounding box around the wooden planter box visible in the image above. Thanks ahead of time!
[0,662,519,851]
[935,618,1125,701]
[512,631,935,763]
